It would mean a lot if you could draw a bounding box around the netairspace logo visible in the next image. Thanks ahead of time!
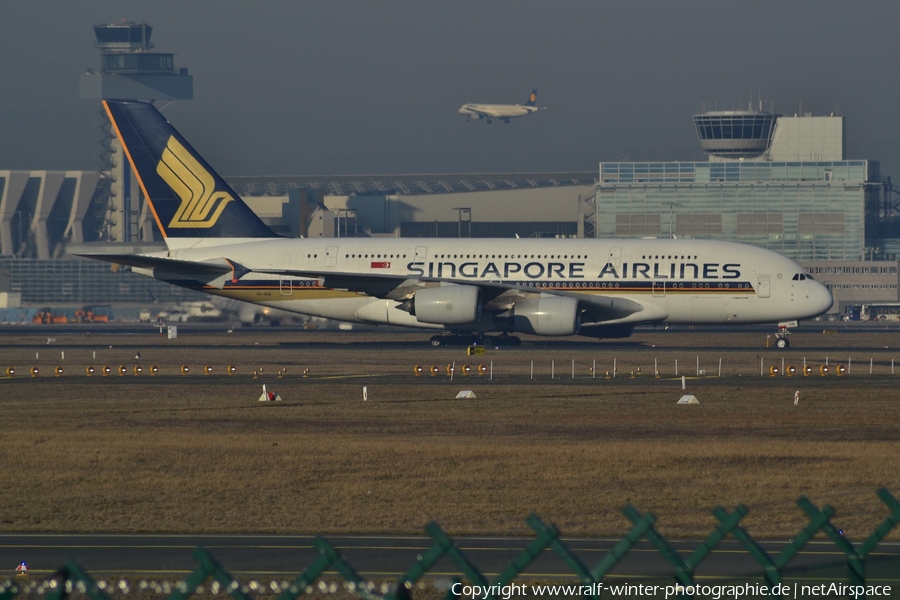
[451,581,894,599]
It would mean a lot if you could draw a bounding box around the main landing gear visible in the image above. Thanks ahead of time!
[429,333,521,347]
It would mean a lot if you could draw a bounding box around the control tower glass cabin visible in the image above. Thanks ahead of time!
[692,110,778,159]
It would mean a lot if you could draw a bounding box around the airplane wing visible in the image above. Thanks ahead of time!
[464,108,497,119]
[242,266,644,324]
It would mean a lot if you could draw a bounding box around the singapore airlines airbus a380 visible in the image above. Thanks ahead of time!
[79,101,832,348]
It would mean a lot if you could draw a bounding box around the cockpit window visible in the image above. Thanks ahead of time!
[791,273,811,281]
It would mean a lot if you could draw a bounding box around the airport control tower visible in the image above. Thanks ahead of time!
[692,101,843,163]
[693,108,778,160]
[80,21,192,102]
[80,21,193,244]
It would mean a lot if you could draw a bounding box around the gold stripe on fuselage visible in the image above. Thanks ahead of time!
[204,288,360,302]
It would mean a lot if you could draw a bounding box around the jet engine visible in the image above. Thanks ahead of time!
[413,285,482,325]
[512,295,580,336]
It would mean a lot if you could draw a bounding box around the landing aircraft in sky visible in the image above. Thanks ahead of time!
[79,101,832,348]
[458,88,541,124]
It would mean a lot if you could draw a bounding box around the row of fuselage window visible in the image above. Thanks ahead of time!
[272,280,750,290]
[291,253,705,261]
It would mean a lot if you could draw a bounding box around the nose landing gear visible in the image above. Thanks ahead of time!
[429,333,522,347]
[773,320,798,349]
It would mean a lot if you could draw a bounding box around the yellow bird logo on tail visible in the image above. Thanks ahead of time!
[157,136,233,228]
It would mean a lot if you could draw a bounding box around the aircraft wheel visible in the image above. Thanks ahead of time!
[508,336,522,346]
[430,336,443,347]
[775,338,789,349]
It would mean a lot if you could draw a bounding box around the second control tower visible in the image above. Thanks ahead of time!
[80,21,192,102]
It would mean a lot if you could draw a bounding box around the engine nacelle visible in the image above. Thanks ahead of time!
[513,295,581,336]
[413,285,482,325]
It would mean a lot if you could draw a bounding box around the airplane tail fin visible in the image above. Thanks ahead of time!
[525,88,538,107]
[102,100,279,246]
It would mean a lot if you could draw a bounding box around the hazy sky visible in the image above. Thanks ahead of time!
[3,1,900,179]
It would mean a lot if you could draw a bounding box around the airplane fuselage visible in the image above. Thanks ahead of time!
[139,237,833,333]
[458,103,539,120]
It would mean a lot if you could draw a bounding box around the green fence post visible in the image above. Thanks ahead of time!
[277,538,338,600]
[491,515,560,591]
[443,578,462,600]
[167,547,252,600]
[685,505,748,574]
[395,518,563,600]
[797,489,900,594]
[622,505,693,595]
[796,496,862,587]
[712,506,781,595]
[44,560,110,600]
[424,522,490,589]
[392,536,455,596]
[0,581,21,600]
[276,536,379,600]
[860,488,900,557]
[773,501,834,576]
[589,508,656,583]
[531,512,656,600]
[392,522,489,600]
[715,500,833,598]
[527,515,596,587]
[312,537,380,600]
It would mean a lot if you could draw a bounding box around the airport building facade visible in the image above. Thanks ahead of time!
[588,110,894,311]
[592,159,890,311]
[595,160,873,262]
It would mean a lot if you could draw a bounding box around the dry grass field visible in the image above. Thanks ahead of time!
[1,326,899,540]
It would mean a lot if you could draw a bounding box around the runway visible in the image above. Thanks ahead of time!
[2,534,899,583]
[1,321,898,347]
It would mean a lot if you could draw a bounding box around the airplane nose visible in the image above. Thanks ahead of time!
[813,282,834,316]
